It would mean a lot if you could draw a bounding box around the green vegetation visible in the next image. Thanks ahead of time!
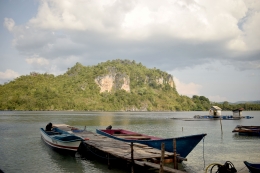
[213,101,260,111]
[0,59,259,111]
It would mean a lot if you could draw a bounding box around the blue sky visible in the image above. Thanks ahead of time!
[0,0,259,102]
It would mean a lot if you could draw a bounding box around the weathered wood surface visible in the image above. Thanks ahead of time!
[73,130,175,160]
[135,161,186,173]
[73,130,186,172]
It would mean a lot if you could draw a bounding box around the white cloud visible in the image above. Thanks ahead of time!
[173,77,202,97]
[4,18,15,31]
[2,0,260,82]
[25,54,79,75]
[208,95,228,102]
[0,69,20,80]
[26,0,248,41]
[5,0,253,71]
[26,55,49,66]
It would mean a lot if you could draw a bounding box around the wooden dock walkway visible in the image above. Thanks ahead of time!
[73,130,186,173]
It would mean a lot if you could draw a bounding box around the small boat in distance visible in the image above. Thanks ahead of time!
[40,123,84,152]
[96,127,206,158]
[232,125,260,136]
[244,161,260,173]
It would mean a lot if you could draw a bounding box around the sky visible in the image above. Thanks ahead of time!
[0,0,259,103]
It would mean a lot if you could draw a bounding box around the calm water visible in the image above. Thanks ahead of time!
[0,111,259,173]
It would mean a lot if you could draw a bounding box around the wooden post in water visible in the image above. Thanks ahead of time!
[131,142,134,173]
[159,143,165,173]
[107,154,111,169]
[219,117,223,134]
[173,138,178,169]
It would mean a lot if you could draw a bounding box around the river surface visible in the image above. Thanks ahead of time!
[0,111,259,173]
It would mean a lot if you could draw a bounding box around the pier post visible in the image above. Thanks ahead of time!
[219,117,223,134]
[131,142,134,173]
[107,154,110,169]
[173,138,178,169]
[159,143,165,173]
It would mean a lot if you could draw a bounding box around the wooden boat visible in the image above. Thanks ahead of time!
[232,125,260,136]
[40,124,84,152]
[96,128,206,158]
[244,161,260,173]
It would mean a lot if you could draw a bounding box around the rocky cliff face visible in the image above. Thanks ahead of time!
[95,72,130,93]
[166,75,175,88]
[155,75,174,87]
[95,67,175,93]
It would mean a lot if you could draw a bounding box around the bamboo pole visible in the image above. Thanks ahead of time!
[219,116,223,134]
[159,143,165,173]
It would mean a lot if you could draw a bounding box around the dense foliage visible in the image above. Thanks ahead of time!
[213,101,260,111]
[0,59,259,111]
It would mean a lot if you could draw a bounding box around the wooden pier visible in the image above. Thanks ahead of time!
[72,130,186,173]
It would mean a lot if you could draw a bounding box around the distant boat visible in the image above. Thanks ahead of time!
[40,124,84,152]
[244,161,260,173]
[96,128,206,158]
[232,125,260,136]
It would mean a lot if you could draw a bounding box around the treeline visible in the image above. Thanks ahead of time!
[213,101,260,111]
[0,59,259,111]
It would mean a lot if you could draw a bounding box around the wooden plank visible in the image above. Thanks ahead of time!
[134,161,186,173]
[74,130,186,166]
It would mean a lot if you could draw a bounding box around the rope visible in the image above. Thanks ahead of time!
[204,163,222,173]
[236,166,247,172]
[205,161,237,173]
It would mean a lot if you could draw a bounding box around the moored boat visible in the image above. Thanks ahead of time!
[40,123,84,152]
[232,125,260,136]
[96,128,206,158]
[244,161,260,173]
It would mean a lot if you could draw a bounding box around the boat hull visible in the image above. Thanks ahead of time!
[40,128,83,152]
[96,129,206,158]
[232,125,260,136]
[244,161,260,173]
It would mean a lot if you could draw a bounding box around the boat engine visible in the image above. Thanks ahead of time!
[45,122,52,131]
[106,125,112,130]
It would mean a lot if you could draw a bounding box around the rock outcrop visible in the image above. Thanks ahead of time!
[95,66,175,93]
[95,71,130,93]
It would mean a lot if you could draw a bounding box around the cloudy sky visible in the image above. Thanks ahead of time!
[1,0,259,102]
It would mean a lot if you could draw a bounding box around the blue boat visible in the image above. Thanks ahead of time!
[244,161,260,173]
[41,124,84,152]
[96,128,206,158]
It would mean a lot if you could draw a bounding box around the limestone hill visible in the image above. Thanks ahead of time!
[0,59,211,111]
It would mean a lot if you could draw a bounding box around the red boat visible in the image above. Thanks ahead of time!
[96,128,206,158]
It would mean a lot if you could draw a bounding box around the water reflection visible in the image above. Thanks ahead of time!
[40,138,86,173]
[232,133,260,140]
[1,111,260,173]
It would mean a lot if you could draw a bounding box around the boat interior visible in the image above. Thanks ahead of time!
[102,129,160,140]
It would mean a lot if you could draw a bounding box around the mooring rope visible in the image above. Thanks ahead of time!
[236,166,247,172]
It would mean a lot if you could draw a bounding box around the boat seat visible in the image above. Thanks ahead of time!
[52,134,83,141]
[120,136,151,140]
[45,131,61,135]
[113,134,142,136]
